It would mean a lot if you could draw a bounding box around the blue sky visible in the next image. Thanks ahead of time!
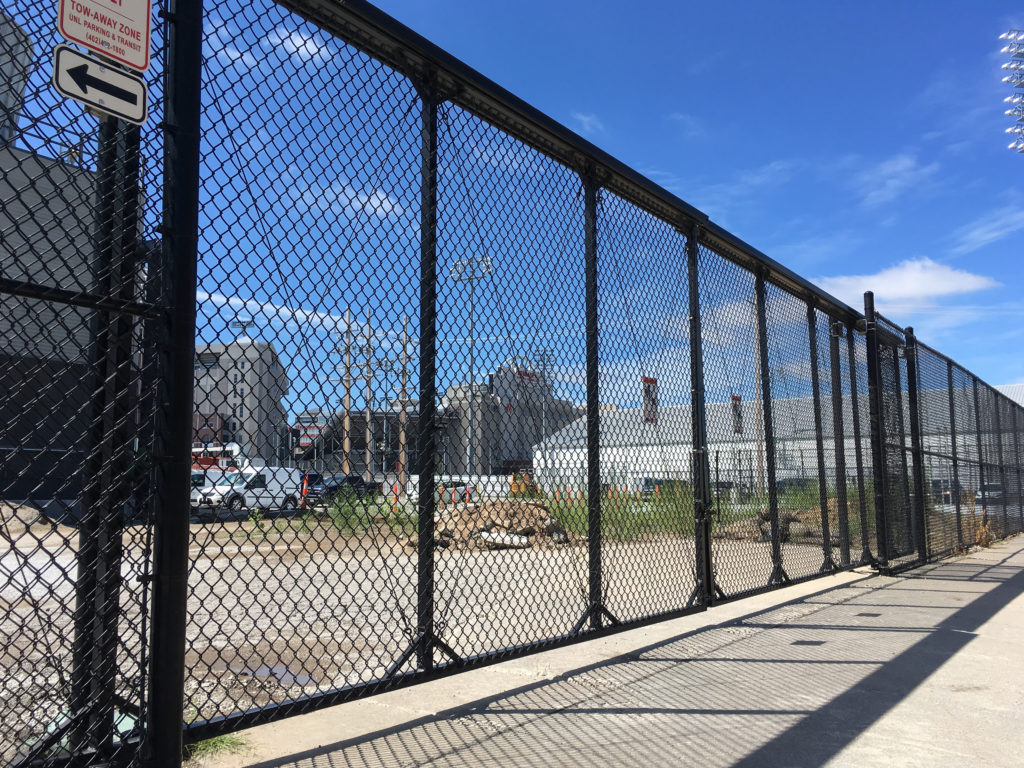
[368,0,1024,386]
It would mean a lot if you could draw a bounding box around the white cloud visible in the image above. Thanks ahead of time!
[290,177,406,219]
[817,257,998,307]
[816,257,1000,340]
[571,112,604,135]
[197,291,353,333]
[206,17,259,68]
[950,204,1024,255]
[852,153,939,208]
[265,29,332,62]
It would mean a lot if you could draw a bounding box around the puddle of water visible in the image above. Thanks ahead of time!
[242,664,317,687]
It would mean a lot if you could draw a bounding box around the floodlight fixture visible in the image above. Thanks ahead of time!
[1004,31,1024,154]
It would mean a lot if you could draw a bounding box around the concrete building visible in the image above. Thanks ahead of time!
[532,395,869,497]
[440,360,582,475]
[193,338,290,463]
[298,398,424,480]
[1,13,103,508]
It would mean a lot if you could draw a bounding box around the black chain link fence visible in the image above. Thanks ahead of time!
[3,0,1023,765]
[1,0,168,765]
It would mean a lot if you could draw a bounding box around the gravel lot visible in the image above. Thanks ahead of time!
[1,510,835,760]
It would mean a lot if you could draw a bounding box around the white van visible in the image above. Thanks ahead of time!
[192,465,301,518]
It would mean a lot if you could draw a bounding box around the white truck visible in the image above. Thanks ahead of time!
[191,465,302,519]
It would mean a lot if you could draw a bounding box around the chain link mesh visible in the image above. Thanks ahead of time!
[1,0,166,764]
[5,0,1024,762]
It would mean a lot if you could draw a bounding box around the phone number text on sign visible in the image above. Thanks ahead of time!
[58,0,152,73]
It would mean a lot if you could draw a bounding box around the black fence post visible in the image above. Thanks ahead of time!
[992,392,1008,535]
[415,81,439,669]
[829,321,851,567]
[890,339,913,556]
[583,174,604,629]
[903,327,928,563]
[686,228,718,606]
[145,0,204,765]
[973,379,989,530]
[846,324,872,564]
[863,292,890,570]
[754,270,786,585]
[807,302,835,572]
[946,360,963,549]
[1013,406,1024,533]
[70,115,121,758]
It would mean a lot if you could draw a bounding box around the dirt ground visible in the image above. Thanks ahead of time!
[0,499,839,762]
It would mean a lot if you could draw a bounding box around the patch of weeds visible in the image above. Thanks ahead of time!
[247,508,266,534]
[184,733,246,763]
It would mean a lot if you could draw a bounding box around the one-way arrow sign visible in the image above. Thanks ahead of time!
[52,45,148,125]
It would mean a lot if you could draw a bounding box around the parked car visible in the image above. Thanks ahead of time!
[930,478,960,506]
[975,483,1004,506]
[318,474,381,504]
[639,477,664,498]
[191,465,302,519]
[191,467,226,490]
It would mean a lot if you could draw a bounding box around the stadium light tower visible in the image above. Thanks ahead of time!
[1001,30,1024,153]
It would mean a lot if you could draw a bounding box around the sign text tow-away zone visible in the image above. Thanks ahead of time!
[59,0,152,73]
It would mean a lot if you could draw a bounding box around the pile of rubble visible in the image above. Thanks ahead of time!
[406,500,584,550]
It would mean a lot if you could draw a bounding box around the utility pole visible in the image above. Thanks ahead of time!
[451,254,493,476]
[535,348,554,474]
[364,310,373,481]
[334,309,352,476]
[398,315,409,493]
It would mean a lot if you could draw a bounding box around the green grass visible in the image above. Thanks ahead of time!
[549,486,698,541]
[184,734,246,762]
[325,490,416,536]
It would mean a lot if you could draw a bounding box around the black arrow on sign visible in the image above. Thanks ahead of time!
[67,64,138,105]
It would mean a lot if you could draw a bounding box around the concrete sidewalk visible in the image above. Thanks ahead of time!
[201,537,1024,768]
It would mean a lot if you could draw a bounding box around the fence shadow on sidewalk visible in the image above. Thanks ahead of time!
[237,542,1024,768]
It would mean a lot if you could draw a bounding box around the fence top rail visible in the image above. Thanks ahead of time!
[914,336,1023,416]
[276,0,863,325]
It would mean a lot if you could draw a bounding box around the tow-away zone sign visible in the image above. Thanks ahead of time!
[52,45,148,125]
[58,0,152,73]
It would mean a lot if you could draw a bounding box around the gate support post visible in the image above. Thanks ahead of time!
[807,303,836,573]
[993,392,1008,535]
[946,360,963,549]
[973,379,989,532]
[145,0,205,765]
[1012,407,1024,533]
[581,173,619,631]
[903,327,928,564]
[415,82,438,670]
[754,271,787,586]
[863,292,890,570]
[847,323,872,564]
[829,321,851,567]
[685,229,722,607]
